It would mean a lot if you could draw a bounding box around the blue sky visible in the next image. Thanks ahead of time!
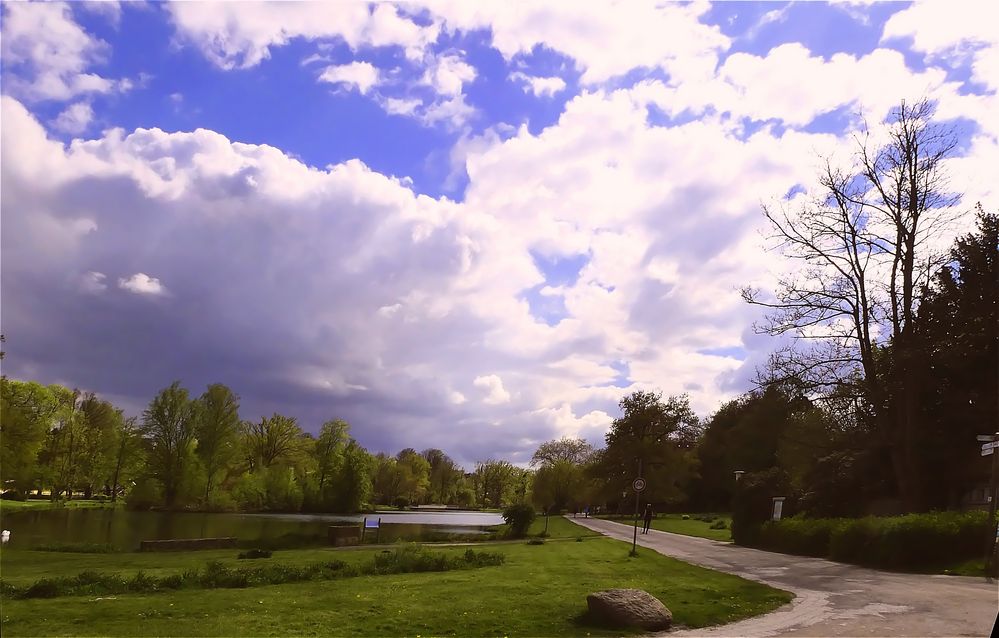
[2,1,997,467]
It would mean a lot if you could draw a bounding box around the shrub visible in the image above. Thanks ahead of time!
[527,538,545,545]
[709,520,728,530]
[125,478,163,510]
[393,496,410,510]
[462,549,505,567]
[371,546,503,574]
[755,511,990,570]
[758,517,841,557]
[829,511,989,569]
[24,579,62,598]
[4,550,503,600]
[502,503,537,538]
[238,549,273,559]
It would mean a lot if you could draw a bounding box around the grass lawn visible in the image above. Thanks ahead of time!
[0,520,790,636]
[528,514,602,539]
[926,557,989,578]
[596,513,733,542]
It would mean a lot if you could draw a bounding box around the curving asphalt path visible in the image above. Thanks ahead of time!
[569,516,998,637]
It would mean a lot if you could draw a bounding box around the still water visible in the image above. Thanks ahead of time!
[0,509,505,550]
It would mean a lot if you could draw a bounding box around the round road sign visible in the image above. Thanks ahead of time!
[633,477,646,492]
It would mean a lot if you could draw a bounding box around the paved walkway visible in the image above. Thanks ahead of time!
[570,516,998,637]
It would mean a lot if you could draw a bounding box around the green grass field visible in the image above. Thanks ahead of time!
[595,513,733,541]
[0,518,789,637]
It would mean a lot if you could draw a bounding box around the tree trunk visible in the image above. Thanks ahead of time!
[110,435,126,503]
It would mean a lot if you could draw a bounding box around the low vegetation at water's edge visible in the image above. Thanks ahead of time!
[1,547,505,600]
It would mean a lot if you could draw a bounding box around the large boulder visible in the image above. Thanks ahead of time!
[586,588,672,631]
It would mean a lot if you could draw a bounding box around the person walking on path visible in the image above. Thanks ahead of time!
[642,504,654,534]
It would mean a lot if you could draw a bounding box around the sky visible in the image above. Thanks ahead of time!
[1,1,997,468]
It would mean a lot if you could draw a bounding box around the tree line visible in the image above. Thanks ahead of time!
[0,377,542,512]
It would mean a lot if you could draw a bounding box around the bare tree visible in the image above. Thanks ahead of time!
[743,99,960,511]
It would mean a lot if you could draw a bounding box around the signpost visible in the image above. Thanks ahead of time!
[980,432,999,580]
[631,459,644,556]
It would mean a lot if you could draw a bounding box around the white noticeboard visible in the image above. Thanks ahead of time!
[771,497,786,522]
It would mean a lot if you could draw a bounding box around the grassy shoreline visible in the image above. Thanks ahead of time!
[0,518,790,636]
[0,499,117,514]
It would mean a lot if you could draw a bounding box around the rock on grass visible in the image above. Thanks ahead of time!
[585,588,672,631]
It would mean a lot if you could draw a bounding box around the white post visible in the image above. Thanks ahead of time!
[771,497,785,521]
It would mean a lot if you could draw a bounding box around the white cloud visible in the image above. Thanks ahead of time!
[167,1,728,88]
[319,61,381,94]
[382,97,423,117]
[424,0,729,85]
[474,375,511,405]
[79,1,122,27]
[51,102,94,135]
[511,72,566,98]
[79,271,108,294]
[421,53,476,97]
[167,2,439,69]
[1,1,127,102]
[118,273,167,296]
[883,1,999,92]
[743,5,792,39]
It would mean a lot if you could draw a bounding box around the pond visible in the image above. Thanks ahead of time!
[0,509,506,550]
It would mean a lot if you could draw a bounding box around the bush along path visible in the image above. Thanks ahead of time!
[748,511,990,572]
[570,516,998,637]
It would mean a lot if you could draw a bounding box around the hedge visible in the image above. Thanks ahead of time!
[757,517,840,558]
[753,510,992,570]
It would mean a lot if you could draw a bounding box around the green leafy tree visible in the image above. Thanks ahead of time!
[0,379,59,496]
[110,417,144,502]
[530,437,593,510]
[77,393,123,498]
[334,440,373,511]
[475,459,518,508]
[41,386,84,499]
[592,391,700,506]
[243,414,302,469]
[314,419,349,501]
[141,382,198,507]
[395,448,431,504]
[194,384,240,504]
[908,208,998,508]
[372,454,401,505]
[422,448,462,505]
[690,386,817,510]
